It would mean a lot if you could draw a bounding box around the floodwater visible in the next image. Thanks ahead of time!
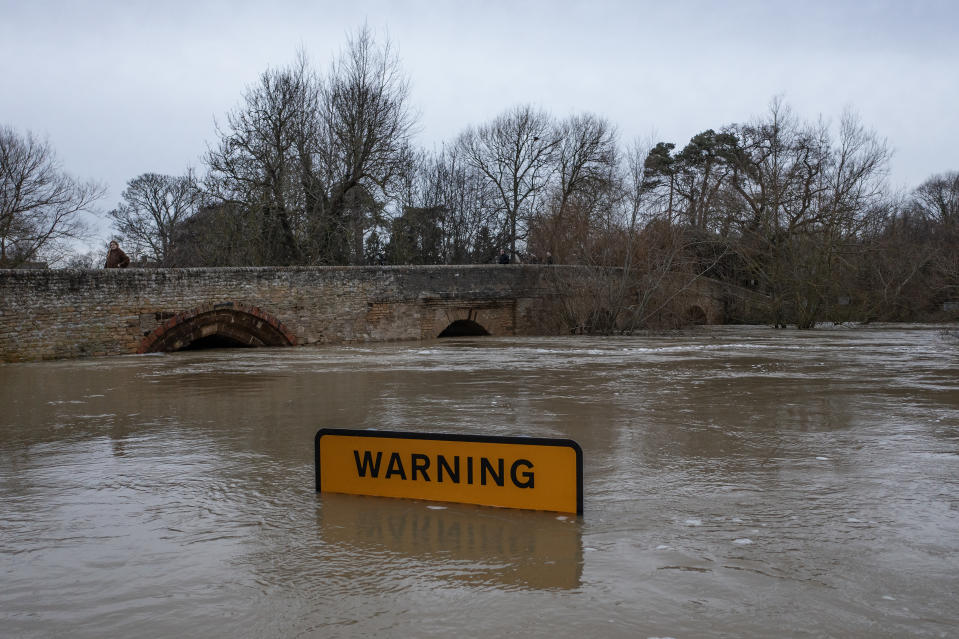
[1,325,958,638]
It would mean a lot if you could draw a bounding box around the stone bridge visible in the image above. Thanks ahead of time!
[0,265,740,362]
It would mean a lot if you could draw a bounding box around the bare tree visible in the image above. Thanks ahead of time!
[854,196,937,320]
[725,100,890,327]
[0,125,102,267]
[205,51,319,265]
[108,171,201,265]
[913,171,959,226]
[60,249,100,269]
[906,171,959,309]
[723,100,818,325]
[547,137,729,334]
[532,113,618,262]
[317,24,417,264]
[393,144,500,264]
[204,28,416,266]
[553,113,617,217]
[457,105,558,260]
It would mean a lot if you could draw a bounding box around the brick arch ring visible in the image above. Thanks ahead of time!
[137,302,297,353]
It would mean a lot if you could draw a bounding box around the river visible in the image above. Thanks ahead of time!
[1,325,957,638]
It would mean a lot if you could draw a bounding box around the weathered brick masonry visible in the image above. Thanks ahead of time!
[0,265,570,362]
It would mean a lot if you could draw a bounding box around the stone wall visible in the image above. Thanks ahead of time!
[0,265,568,362]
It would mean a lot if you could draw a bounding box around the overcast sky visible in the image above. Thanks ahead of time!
[2,0,957,250]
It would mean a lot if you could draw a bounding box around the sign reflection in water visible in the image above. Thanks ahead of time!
[318,493,583,591]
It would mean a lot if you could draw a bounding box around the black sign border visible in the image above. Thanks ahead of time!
[315,428,583,516]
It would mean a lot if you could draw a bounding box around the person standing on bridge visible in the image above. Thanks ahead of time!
[104,240,130,269]
[497,249,510,264]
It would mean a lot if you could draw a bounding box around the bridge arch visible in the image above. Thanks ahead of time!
[438,319,490,337]
[137,302,296,353]
[685,304,708,325]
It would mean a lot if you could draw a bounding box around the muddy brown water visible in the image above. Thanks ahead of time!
[1,325,957,638]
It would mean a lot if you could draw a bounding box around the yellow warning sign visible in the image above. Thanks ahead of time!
[315,429,583,515]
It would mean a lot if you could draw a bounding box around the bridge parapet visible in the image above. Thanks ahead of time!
[0,265,567,362]
[0,265,752,362]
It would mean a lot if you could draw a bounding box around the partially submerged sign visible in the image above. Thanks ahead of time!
[315,429,583,515]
